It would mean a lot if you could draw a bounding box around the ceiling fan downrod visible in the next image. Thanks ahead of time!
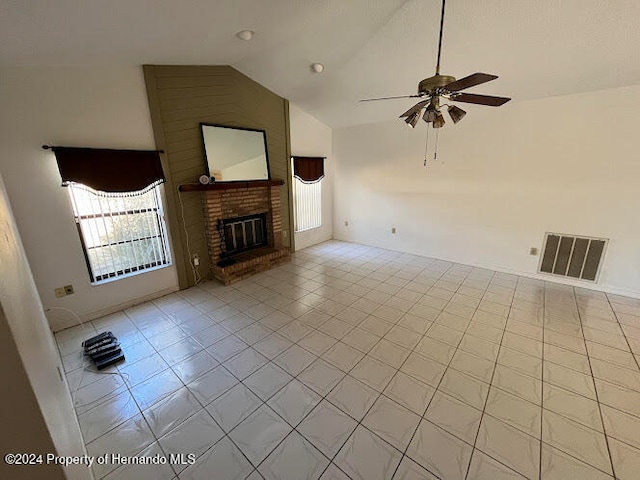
[435,0,446,76]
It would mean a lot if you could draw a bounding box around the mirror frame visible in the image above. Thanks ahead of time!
[199,123,271,182]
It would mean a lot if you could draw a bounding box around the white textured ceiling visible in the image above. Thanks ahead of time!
[2,0,640,128]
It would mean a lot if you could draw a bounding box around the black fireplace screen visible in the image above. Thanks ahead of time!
[223,213,267,254]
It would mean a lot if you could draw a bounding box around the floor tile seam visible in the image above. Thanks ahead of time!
[75,347,172,448]
[539,339,640,375]
[307,321,411,479]
[72,251,632,480]
[538,281,547,480]
[571,286,617,478]
[83,362,178,478]
[387,267,493,480]
[220,316,402,479]
[540,374,639,409]
[469,445,536,480]
[317,265,456,480]
[198,336,336,477]
[463,272,520,480]
[120,323,254,452]
[604,293,640,372]
[600,431,640,456]
[537,436,618,478]
[483,379,543,407]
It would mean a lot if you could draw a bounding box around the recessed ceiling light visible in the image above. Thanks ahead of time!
[236,30,254,41]
[311,63,324,73]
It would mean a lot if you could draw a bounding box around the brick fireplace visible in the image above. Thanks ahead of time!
[191,180,290,284]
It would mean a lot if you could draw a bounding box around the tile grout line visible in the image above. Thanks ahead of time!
[203,255,437,478]
[62,247,427,478]
[462,271,523,480]
[62,244,640,480]
[603,292,640,372]
[75,301,206,478]
[306,257,457,475]
[523,288,623,477]
[313,259,449,479]
[538,280,546,480]
[157,271,339,479]
[571,286,617,479]
[258,250,639,478]
[120,297,251,479]
[388,267,497,479]
[68,269,494,479]
[190,255,403,478]
[90,288,307,478]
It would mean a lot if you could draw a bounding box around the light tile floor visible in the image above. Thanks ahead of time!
[56,240,640,480]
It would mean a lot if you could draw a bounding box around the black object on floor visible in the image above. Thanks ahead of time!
[82,331,125,369]
[90,345,122,362]
[82,331,114,348]
[94,351,126,370]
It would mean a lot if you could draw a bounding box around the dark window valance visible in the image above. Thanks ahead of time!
[52,147,165,193]
[293,156,325,183]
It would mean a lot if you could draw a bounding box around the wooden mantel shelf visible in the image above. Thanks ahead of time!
[178,179,284,192]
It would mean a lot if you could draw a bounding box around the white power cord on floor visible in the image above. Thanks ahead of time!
[177,186,202,285]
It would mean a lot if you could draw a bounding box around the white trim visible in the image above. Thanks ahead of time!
[332,236,640,300]
[48,285,179,332]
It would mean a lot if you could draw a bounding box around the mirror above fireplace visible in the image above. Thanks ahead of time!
[200,123,270,182]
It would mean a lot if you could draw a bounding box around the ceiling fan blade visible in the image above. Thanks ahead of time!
[399,99,430,118]
[445,73,498,92]
[359,94,423,102]
[452,93,511,107]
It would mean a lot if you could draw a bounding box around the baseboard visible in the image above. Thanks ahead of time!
[331,236,640,301]
[48,285,180,333]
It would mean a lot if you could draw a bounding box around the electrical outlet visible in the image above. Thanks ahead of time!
[54,287,66,298]
[283,230,287,238]
[64,285,74,295]
[391,227,397,234]
[344,221,349,226]
[193,254,200,266]
[529,247,538,256]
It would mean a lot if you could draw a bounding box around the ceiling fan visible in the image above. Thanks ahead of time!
[361,0,511,128]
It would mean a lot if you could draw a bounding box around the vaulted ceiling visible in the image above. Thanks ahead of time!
[2,0,639,127]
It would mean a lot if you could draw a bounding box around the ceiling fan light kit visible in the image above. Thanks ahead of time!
[447,105,466,124]
[361,0,511,130]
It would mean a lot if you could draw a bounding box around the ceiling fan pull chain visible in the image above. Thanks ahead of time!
[423,125,430,167]
[434,128,440,162]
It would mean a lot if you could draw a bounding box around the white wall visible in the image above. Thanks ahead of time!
[0,172,89,480]
[0,67,179,331]
[289,103,333,250]
[333,84,640,297]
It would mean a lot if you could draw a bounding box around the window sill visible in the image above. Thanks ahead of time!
[295,225,322,233]
[90,262,173,286]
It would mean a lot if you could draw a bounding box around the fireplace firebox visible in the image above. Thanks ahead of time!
[197,181,290,284]
[221,213,268,254]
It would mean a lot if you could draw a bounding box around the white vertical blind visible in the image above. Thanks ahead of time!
[294,177,322,232]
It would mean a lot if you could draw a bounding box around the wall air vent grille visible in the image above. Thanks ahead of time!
[539,233,607,282]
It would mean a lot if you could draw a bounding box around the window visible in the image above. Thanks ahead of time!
[67,184,171,283]
[294,177,322,232]
[292,156,324,232]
